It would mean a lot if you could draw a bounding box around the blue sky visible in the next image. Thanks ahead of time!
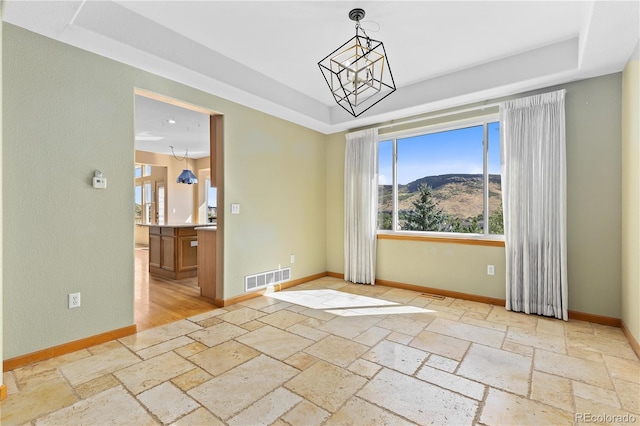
[135,186,142,205]
[379,122,500,185]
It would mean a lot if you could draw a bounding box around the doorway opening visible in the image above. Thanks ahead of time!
[133,89,224,330]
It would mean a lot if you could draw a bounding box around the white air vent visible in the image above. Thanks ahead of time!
[245,267,291,292]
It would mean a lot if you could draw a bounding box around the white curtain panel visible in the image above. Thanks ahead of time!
[344,128,378,284]
[500,90,568,320]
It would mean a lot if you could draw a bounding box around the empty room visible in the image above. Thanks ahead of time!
[1,1,639,425]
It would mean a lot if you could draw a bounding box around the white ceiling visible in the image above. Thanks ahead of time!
[134,95,210,159]
[4,0,640,138]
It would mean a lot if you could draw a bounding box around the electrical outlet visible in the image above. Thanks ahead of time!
[290,254,295,263]
[69,292,81,309]
[487,265,495,276]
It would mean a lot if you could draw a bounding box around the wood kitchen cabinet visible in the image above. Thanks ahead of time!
[148,225,198,279]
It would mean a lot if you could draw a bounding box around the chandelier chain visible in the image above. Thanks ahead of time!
[170,146,189,162]
[355,20,372,51]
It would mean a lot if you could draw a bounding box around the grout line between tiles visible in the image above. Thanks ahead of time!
[526,346,535,400]
[473,384,492,425]
[5,281,640,425]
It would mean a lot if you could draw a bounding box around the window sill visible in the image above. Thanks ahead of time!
[377,232,505,247]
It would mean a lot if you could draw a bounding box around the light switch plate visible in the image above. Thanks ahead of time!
[231,203,240,214]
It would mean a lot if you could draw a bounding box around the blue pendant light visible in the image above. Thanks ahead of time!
[170,146,198,185]
[177,169,198,184]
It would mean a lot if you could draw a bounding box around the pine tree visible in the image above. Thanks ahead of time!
[464,216,481,233]
[450,217,464,233]
[377,211,393,230]
[402,183,447,231]
[489,202,504,234]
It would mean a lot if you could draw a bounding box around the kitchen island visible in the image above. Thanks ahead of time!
[146,224,203,280]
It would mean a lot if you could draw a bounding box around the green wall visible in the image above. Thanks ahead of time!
[221,105,326,297]
[564,74,622,318]
[326,74,623,318]
[1,6,5,380]
[2,24,326,359]
[0,22,629,361]
[4,24,136,359]
[622,45,640,344]
[325,132,345,272]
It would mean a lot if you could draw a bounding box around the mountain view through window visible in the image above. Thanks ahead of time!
[378,121,502,235]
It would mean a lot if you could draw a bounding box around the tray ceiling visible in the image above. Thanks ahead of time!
[4,1,639,134]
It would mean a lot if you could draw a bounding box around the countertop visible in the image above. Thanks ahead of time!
[138,223,216,228]
[195,226,217,232]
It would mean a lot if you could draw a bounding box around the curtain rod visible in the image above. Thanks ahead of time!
[378,101,501,132]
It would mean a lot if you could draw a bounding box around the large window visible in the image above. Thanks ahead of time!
[143,181,153,224]
[378,117,502,236]
[134,163,155,225]
[134,184,143,224]
[205,179,217,223]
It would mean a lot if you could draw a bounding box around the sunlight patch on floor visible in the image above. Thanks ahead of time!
[266,289,435,316]
[325,305,435,317]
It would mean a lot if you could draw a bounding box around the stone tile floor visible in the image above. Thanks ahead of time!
[2,276,639,425]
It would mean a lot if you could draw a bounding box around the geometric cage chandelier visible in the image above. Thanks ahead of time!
[318,8,396,117]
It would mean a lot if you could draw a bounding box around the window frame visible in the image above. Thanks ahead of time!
[143,180,153,225]
[134,184,143,224]
[205,178,217,223]
[377,114,504,242]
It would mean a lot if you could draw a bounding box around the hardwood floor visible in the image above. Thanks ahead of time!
[134,247,218,331]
